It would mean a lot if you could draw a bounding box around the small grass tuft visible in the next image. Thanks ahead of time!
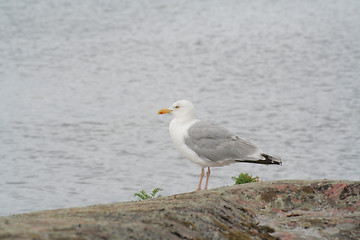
[134,188,163,200]
[232,173,259,185]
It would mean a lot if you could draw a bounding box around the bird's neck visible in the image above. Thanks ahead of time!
[170,117,199,139]
[173,115,197,125]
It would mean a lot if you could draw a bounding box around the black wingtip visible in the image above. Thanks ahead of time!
[235,154,282,165]
[261,153,282,165]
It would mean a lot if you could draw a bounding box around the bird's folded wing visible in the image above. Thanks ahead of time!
[184,121,262,163]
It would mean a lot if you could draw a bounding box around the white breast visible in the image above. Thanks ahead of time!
[169,118,209,167]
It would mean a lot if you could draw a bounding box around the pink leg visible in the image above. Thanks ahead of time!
[196,168,205,191]
[204,167,211,190]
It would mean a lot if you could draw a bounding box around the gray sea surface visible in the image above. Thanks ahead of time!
[1,0,359,216]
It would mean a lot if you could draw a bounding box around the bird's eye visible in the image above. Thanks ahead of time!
[175,106,180,109]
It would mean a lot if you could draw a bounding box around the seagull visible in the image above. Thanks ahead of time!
[158,100,282,191]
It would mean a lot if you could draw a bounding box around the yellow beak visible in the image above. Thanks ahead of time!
[158,108,172,114]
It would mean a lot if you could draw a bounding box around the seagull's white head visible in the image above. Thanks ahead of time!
[158,99,196,120]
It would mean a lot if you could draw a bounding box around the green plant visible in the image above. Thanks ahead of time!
[232,173,259,185]
[134,188,163,200]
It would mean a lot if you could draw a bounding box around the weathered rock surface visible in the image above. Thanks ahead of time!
[0,180,359,240]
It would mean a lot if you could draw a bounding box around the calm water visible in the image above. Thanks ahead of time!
[1,0,359,216]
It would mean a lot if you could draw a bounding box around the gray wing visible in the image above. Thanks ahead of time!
[184,121,262,163]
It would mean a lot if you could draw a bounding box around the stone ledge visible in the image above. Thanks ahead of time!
[0,180,359,240]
